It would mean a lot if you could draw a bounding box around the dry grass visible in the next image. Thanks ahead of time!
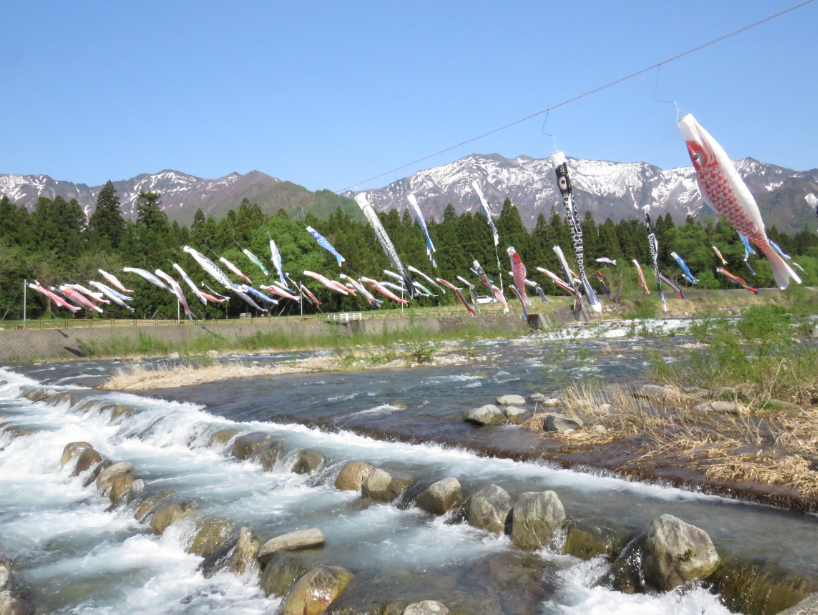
[525,380,818,499]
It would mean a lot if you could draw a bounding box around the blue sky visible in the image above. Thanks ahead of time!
[1,1,815,191]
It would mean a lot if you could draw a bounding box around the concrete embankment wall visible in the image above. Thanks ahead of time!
[0,312,564,363]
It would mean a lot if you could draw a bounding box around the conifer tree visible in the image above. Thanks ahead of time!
[88,181,125,249]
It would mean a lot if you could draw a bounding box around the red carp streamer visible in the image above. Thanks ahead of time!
[436,278,475,315]
[717,267,760,294]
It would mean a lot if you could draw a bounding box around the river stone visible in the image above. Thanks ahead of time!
[82,460,112,487]
[335,461,373,491]
[361,469,415,502]
[109,473,134,502]
[72,447,102,476]
[260,551,312,597]
[109,405,134,422]
[96,462,134,494]
[0,591,29,615]
[228,527,261,576]
[496,394,526,406]
[281,566,353,615]
[695,401,739,414]
[416,477,464,516]
[634,384,679,401]
[463,404,507,426]
[231,432,274,460]
[150,502,197,534]
[766,399,801,412]
[61,442,94,468]
[541,397,562,407]
[125,479,145,503]
[404,601,449,615]
[291,449,324,475]
[461,484,513,534]
[709,561,818,615]
[259,441,286,471]
[543,414,583,431]
[503,406,528,425]
[0,558,10,591]
[257,528,325,566]
[134,489,174,521]
[210,428,240,447]
[563,523,630,561]
[206,350,219,358]
[168,352,180,359]
[776,592,818,615]
[642,514,720,591]
[510,491,566,550]
[528,393,547,403]
[188,518,233,558]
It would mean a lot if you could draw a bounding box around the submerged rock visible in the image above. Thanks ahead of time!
[710,560,818,615]
[335,461,373,491]
[496,394,526,406]
[109,405,134,422]
[257,528,326,566]
[210,428,240,447]
[125,479,145,503]
[150,502,197,535]
[510,491,566,551]
[260,551,315,597]
[463,404,507,426]
[642,514,720,591]
[231,432,275,460]
[82,460,112,487]
[459,484,513,534]
[543,414,582,432]
[404,601,449,615]
[503,406,529,425]
[228,527,261,577]
[291,450,324,476]
[108,473,134,502]
[258,441,286,471]
[134,489,174,521]
[361,469,416,502]
[188,518,233,558]
[96,462,135,498]
[281,566,353,615]
[563,523,630,561]
[777,593,818,615]
[416,478,464,516]
[61,442,94,468]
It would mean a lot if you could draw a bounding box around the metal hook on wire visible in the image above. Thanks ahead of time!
[653,64,684,122]
[541,110,557,153]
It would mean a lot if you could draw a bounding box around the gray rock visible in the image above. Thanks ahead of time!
[188,518,233,558]
[643,514,720,591]
[291,449,324,475]
[125,479,145,503]
[228,527,261,577]
[257,528,325,566]
[281,566,353,615]
[82,460,112,487]
[210,428,240,447]
[0,590,30,615]
[96,462,134,494]
[335,461,373,491]
[259,441,286,471]
[361,468,415,502]
[168,352,180,359]
[543,414,583,431]
[634,384,679,401]
[464,404,507,426]
[778,593,818,614]
[496,394,526,406]
[404,601,450,615]
[206,350,219,358]
[593,424,608,433]
[0,558,10,591]
[72,447,103,476]
[695,401,739,414]
[134,489,174,521]
[61,442,94,468]
[260,551,310,597]
[510,491,566,550]
[460,484,513,534]
[541,397,562,407]
[416,477,464,516]
[527,393,547,403]
[231,432,274,460]
[384,359,404,367]
[503,406,529,425]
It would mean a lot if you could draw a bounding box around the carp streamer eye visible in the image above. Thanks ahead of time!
[692,153,701,164]
[558,177,568,190]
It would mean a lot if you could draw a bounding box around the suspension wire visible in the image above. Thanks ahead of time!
[335,0,814,194]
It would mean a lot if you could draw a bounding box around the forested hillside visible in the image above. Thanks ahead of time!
[2,183,817,321]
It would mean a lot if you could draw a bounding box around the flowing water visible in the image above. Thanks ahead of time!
[1,321,817,614]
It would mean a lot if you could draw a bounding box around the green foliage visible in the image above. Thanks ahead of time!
[624,296,660,319]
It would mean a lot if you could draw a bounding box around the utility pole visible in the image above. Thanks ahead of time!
[22,279,26,330]
[177,298,180,325]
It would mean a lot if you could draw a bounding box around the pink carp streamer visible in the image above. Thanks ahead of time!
[304,271,349,296]
[491,285,509,313]
[658,274,685,299]
[633,260,650,294]
[717,267,760,294]
[360,277,408,304]
[29,281,80,313]
[507,247,531,307]
[219,257,253,284]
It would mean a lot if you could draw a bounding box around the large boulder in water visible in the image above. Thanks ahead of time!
[291,450,324,475]
[0,591,30,615]
[109,473,134,502]
[134,489,174,521]
[458,484,513,534]
[257,528,325,566]
[281,566,353,615]
[260,551,312,597]
[96,462,134,498]
[259,441,286,471]
[335,461,373,491]
[510,491,566,550]
[150,502,197,534]
[361,469,415,502]
[415,478,464,516]
[188,518,233,558]
[82,460,112,487]
[463,404,507,426]
[61,442,94,468]
[72,448,102,476]
[496,394,526,406]
[228,527,262,577]
[404,601,450,615]
[642,514,720,591]
[210,428,240,447]
[231,432,275,460]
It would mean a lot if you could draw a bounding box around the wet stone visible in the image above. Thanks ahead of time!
[227,527,261,577]
[82,460,112,487]
[510,491,566,551]
[503,406,529,425]
[543,414,582,431]
[188,518,233,558]
[134,489,174,521]
[416,477,464,516]
[109,473,134,502]
[404,601,449,615]
[150,502,197,534]
[496,395,526,406]
[281,566,353,615]
[260,551,314,597]
[259,441,286,471]
[210,428,240,447]
[335,461,373,491]
[459,484,513,534]
[72,448,102,476]
[61,442,94,468]
[361,469,416,502]
[643,514,720,591]
[257,528,325,566]
[291,449,324,475]
[231,432,274,460]
[463,404,507,426]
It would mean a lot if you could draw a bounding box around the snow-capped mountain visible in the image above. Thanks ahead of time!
[0,170,283,223]
[346,153,818,234]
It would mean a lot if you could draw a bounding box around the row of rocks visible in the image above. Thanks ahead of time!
[61,442,144,504]
[463,393,586,432]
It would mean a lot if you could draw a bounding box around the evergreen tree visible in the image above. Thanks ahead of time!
[88,181,125,249]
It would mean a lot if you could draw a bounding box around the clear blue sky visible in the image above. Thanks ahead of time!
[1,1,815,192]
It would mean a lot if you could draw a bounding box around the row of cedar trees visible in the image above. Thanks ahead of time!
[2,182,818,320]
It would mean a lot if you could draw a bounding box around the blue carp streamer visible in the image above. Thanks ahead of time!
[306,226,345,266]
